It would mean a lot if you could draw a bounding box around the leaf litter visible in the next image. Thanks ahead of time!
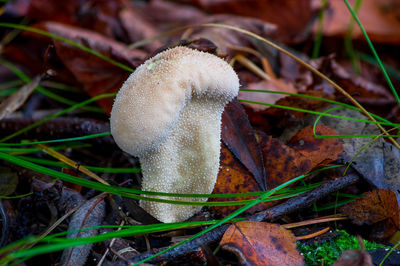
[0,0,400,265]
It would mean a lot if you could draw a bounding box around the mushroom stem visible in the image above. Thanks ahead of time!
[140,97,224,222]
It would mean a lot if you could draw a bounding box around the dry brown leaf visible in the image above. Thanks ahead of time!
[319,0,400,44]
[262,90,333,118]
[35,22,145,114]
[211,144,269,217]
[239,78,298,112]
[287,125,343,168]
[220,221,304,265]
[332,249,373,266]
[340,189,400,226]
[222,99,266,190]
[258,131,305,189]
[186,0,320,43]
[0,75,41,120]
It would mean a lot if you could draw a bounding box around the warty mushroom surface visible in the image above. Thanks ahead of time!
[110,46,239,223]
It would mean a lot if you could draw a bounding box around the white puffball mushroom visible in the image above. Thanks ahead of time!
[110,46,239,223]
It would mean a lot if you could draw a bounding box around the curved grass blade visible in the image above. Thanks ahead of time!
[0,59,104,113]
[18,156,141,174]
[312,106,400,139]
[0,23,134,73]
[0,132,111,146]
[132,167,326,265]
[238,99,395,126]
[239,88,397,126]
[343,0,400,106]
[0,93,116,142]
[0,151,339,201]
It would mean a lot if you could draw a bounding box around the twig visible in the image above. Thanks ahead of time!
[0,117,113,144]
[129,173,360,263]
[295,227,330,241]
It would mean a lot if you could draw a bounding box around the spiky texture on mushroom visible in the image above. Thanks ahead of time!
[110,46,239,222]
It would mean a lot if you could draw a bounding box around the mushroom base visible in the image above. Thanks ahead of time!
[139,98,224,223]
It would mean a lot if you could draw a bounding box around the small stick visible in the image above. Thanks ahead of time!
[295,227,330,241]
[129,173,360,263]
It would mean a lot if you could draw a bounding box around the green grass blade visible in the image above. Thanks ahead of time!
[238,99,396,127]
[0,59,104,113]
[0,150,341,201]
[344,0,362,73]
[239,88,397,126]
[18,156,141,174]
[0,23,134,72]
[312,106,400,138]
[0,132,111,146]
[0,93,116,142]
[357,52,400,80]
[133,166,332,265]
[343,0,400,106]
[312,0,327,58]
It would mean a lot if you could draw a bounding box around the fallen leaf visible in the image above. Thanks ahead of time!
[319,108,400,205]
[319,0,400,44]
[195,15,276,56]
[340,189,400,226]
[262,90,333,118]
[258,131,304,189]
[318,57,395,103]
[220,221,304,265]
[239,78,298,112]
[279,55,395,110]
[214,118,343,217]
[143,0,208,26]
[188,0,320,43]
[332,249,373,266]
[119,4,162,52]
[222,99,266,190]
[9,0,131,42]
[35,22,145,114]
[0,75,41,120]
[60,195,106,266]
[211,143,269,217]
[287,125,343,168]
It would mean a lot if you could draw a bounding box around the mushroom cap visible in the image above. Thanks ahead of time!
[110,46,239,156]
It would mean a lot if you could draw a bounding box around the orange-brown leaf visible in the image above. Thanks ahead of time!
[211,144,269,217]
[287,125,343,169]
[340,189,400,226]
[258,132,306,189]
[220,221,304,266]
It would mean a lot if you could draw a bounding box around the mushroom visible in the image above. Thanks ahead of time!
[110,46,239,222]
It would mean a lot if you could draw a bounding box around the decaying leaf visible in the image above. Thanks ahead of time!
[287,125,343,169]
[222,99,266,190]
[220,221,304,265]
[29,22,145,114]
[319,0,400,44]
[211,144,270,217]
[320,108,400,205]
[188,0,320,43]
[258,131,304,189]
[0,75,41,120]
[239,78,298,112]
[261,125,342,188]
[60,194,106,266]
[213,124,343,217]
[340,189,400,226]
[262,90,333,118]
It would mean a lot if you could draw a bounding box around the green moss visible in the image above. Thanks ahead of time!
[297,230,389,265]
